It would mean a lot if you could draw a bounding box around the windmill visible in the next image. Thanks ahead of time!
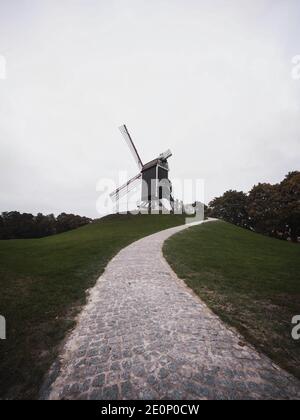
[110,125,174,212]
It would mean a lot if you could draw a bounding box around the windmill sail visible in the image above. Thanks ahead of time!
[110,173,142,201]
[119,125,143,171]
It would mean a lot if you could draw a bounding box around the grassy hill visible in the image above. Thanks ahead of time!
[0,213,185,399]
[163,221,300,380]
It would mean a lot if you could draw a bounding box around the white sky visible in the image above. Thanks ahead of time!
[0,0,300,217]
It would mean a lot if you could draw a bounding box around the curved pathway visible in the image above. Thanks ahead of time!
[43,221,300,400]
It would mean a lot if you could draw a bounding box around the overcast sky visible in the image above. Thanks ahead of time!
[0,0,300,217]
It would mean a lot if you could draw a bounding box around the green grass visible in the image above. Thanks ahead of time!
[163,221,300,380]
[0,213,185,399]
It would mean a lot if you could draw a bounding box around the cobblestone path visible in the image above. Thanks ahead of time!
[44,221,300,400]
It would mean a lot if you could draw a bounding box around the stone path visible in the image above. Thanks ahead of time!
[43,221,300,400]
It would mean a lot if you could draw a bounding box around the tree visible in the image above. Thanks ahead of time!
[34,213,56,238]
[247,183,281,237]
[1,212,35,239]
[208,171,300,243]
[0,211,91,240]
[247,173,300,242]
[209,190,248,227]
[0,215,4,239]
[278,172,300,242]
[56,213,91,234]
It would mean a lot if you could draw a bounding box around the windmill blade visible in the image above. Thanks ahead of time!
[113,179,140,203]
[119,125,143,170]
[110,174,141,202]
[110,173,141,201]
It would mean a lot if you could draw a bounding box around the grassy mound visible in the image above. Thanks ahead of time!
[163,221,300,380]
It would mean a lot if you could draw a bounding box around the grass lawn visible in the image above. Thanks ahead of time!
[0,213,185,399]
[163,220,300,380]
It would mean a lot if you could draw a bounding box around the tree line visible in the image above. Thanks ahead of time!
[207,171,300,242]
[0,212,92,240]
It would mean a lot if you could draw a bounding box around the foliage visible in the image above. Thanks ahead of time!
[0,211,91,240]
[279,172,300,242]
[208,171,300,242]
[209,190,248,227]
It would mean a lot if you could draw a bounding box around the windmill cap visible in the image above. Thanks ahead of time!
[159,149,172,160]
